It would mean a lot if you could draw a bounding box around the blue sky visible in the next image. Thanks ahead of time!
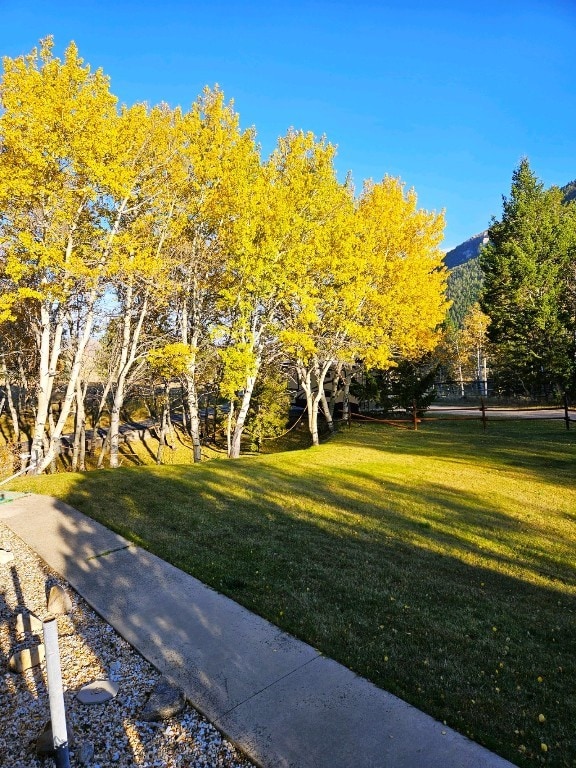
[1,0,574,249]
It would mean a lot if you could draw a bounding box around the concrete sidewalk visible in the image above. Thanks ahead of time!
[1,493,517,768]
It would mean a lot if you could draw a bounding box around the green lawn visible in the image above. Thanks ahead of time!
[10,419,576,767]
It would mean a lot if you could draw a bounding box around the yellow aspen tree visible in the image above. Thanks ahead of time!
[102,104,185,468]
[215,158,271,459]
[168,87,258,462]
[353,178,448,364]
[459,302,491,395]
[0,38,118,473]
[281,174,448,445]
[217,128,347,457]
[273,133,358,445]
[205,116,275,459]
[340,179,448,428]
[435,322,469,398]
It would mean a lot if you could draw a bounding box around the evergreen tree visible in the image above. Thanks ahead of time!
[447,258,484,328]
[391,357,438,416]
[480,159,576,398]
[351,358,437,417]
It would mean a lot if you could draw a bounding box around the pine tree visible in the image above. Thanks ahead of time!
[447,258,484,328]
[480,159,576,398]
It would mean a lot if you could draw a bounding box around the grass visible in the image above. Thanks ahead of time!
[8,418,576,767]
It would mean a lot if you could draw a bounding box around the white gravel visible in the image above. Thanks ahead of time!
[0,522,256,768]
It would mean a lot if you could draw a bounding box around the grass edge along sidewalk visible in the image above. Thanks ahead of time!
[1,494,516,768]
[9,419,576,768]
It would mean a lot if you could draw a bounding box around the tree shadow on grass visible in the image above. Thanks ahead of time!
[49,454,576,767]
[6,418,575,765]
[339,421,576,486]
[60,447,576,595]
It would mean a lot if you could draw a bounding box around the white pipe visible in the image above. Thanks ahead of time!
[42,617,71,768]
[0,460,38,486]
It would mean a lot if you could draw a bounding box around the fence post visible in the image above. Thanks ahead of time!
[564,392,570,431]
[412,400,418,431]
[480,398,487,431]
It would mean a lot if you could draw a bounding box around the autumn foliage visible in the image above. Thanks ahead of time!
[0,39,448,469]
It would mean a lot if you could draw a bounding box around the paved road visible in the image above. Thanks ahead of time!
[428,405,574,420]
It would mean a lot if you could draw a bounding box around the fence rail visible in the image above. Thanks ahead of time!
[351,402,575,431]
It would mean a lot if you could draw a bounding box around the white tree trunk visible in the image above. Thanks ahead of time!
[29,197,122,475]
[109,375,127,469]
[178,262,206,464]
[309,402,320,446]
[30,304,60,473]
[1,363,20,443]
[458,363,465,398]
[72,378,86,472]
[185,370,203,462]
[181,321,202,463]
[226,401,234,457]
[297,357,333,447]
[319,389,334,432]
[297,364,320,446]
[109,284,148,469]
[342,368,353,422]
[229,370,259,458]
[37,302,96,474]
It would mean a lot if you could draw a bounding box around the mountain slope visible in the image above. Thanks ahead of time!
[561,179,576,203]
[445,180,575,271]
[447,258,484,327]
[444,231,488,269]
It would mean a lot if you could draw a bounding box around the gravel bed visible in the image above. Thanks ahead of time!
[0,521,256,768]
